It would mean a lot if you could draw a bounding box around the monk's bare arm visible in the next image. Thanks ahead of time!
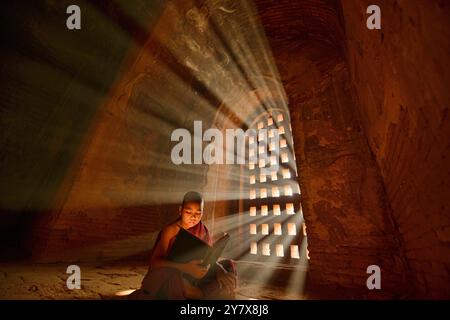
[150,225,186,273]
[149,224,209,279]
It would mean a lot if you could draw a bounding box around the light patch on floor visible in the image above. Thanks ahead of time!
[0,263,304,300]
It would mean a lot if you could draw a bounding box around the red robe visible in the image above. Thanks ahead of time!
[149,219,212,269]
[133,220,236,300]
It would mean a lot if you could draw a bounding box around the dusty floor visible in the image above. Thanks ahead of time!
[0,262,305,300]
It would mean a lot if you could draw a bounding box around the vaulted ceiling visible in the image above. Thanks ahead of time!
[255,0,344,50]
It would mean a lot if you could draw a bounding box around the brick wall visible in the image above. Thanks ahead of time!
[274,42,407,299]
[340,0,450,298]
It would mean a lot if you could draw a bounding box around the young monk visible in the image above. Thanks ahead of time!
[129,191,237,299]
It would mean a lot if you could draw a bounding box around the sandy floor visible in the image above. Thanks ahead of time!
[0,262,305,300]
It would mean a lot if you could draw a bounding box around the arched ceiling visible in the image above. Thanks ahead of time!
[254,0,345,51]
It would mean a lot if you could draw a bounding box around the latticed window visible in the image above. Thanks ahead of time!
[244,110,308,265]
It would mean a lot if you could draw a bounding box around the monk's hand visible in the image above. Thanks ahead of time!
[184,259,209,279]
[216,265,237,293]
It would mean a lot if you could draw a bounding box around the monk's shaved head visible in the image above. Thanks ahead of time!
[182,191,204,210]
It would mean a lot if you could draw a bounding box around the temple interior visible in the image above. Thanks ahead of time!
[0,0,449,299]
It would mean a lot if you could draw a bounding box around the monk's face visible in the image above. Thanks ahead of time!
[179,201,203,229]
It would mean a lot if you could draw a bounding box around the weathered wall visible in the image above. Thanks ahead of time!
[27,0,287,262]
[0,0,164,260]
[28,0,219,262]
[340,0,450,298]
[272,42,407,299]
[255,0,409,299]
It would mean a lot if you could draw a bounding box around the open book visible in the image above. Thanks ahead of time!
[167,227,230,267]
